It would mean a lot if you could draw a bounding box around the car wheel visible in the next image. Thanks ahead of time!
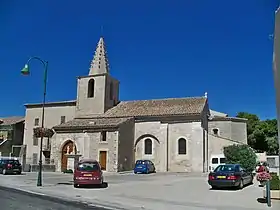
[248,176,253,185]
[17,171,22,175]
[74,184,78,188]
[239,179,244,189]
[2,169,7,175]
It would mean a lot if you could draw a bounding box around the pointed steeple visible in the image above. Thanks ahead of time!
[89,37,110,75]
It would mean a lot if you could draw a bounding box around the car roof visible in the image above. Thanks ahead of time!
[221,164,239,167]
[78,159,98,163]
[0,157,19,160]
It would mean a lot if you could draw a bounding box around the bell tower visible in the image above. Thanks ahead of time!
[75,37,120,117]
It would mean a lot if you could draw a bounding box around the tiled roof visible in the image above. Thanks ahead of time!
[103,97,207,118]
[53,117,132,130]
[0,116,25,126]
[53,97,207,130]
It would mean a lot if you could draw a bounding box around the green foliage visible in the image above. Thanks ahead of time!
[270,173,280,190]
[62,169,73,174]
[236,112,279,155]
[223,144,257,172]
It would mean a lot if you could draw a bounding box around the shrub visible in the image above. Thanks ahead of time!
[62,169,73,174]
[270,173,280,190]
[223,144,257,172]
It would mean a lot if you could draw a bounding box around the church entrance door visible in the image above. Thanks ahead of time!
[99,151,107,171]
[61,141,73,171]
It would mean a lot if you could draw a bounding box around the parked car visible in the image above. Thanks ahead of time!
[208,164,253,189]
[134,160,156,174]
[73,159,104,188]
[0,157,22,175]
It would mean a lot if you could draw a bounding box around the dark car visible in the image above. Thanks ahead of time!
[208,164,253,189]
[134,160,156,174]
[0,157,22,175]
[73,159,104,188]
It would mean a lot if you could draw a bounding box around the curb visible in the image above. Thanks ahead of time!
[0,185,125,210]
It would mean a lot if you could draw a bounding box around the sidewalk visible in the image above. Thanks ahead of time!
[0,172,279,210]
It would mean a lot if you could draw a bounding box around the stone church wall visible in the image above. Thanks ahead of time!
[52,130,119,172]
[118,119,135,171]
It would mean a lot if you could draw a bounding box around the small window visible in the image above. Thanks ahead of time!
[144,139,152,155]
[267,157,276,167]
[101,131,106,142]
[212,158,218,164]
[178,138,187,155]
[32,153,38,164]
[220,158,226,164]
[212,128,219,135]
[87,79,95,98]
[60,116,66,124]
[34,118,39,126]
[33,136,38,146]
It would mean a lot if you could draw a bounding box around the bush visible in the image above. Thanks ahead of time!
[223,144,257,172]
[62,169,73,174]
[270,173,280,190]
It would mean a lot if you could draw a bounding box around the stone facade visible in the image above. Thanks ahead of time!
[22,37,248,173]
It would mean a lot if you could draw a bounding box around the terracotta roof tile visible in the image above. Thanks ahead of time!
[103,97,207,117]
[0,116,25,126]
[53,97,207,130]
[53,117,132,130]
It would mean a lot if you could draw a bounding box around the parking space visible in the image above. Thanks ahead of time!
[0,172,279,210]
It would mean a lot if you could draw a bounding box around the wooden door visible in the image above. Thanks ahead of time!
[99,151,107,170]
[61,141,73,171]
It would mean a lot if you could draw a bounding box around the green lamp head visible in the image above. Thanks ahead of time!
[21,64,30,75]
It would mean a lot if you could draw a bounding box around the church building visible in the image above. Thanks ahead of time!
[22,37,248,173]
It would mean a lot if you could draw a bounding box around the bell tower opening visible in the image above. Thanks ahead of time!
[87,79,95,98]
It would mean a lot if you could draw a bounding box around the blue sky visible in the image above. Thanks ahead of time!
[0,0,279,119]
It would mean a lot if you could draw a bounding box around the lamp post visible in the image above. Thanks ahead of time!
[21,56,48,187]
[273,7,280,179]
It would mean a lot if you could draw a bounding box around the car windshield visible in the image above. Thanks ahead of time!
[214,165,236,172]
[77,162,99,172]
[3,160,19,164]
[136,160,146,165]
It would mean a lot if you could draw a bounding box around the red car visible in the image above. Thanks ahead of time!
[73,159,104,188]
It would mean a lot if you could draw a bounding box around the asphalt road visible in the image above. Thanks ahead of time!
[0,187,108,210]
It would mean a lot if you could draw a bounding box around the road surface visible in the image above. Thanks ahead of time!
[0,186,108,210]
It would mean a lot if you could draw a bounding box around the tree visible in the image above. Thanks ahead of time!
[236,112,260,147]
[223,144,257,172]
[236,112,279,155]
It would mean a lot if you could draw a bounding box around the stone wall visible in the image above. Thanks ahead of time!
[24,105,75,165]
[52,130,119,172]
[118,119,135,171]
[134,120,205,173]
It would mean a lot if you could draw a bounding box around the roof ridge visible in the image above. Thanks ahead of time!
[120,96,206,103]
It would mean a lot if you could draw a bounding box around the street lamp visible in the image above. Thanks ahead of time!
[21,56,48,187]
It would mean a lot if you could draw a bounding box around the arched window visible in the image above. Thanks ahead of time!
[87,79,95,98]
[178,138,187,155]
[109,82,114,100]
[144,138,152,155]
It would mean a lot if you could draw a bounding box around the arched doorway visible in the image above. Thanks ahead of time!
[61,140,74,171]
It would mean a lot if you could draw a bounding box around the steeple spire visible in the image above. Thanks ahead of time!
[89,37,109,75]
